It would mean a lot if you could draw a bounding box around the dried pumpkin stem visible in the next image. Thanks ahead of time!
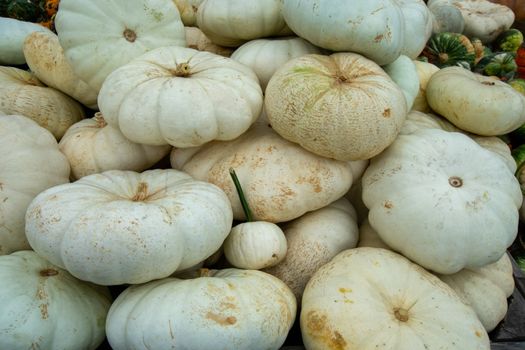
[229,168,253,222]
[93,112,107,128]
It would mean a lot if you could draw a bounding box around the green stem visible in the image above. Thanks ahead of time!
[229,168,253,222]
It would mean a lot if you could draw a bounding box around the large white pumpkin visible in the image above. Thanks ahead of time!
[281,0,433,65]
[25,169,233,285]
[0,17,52,65]
[98,46,263,148]
[170,122,355,222]
[265,52,407,161]
[301,247,490,349]
[55,0,187,91]
[106,268,296,350]
[362,128,521,274]
[0,115,70,255]
[58,113,171,180]
[0,250,111,350]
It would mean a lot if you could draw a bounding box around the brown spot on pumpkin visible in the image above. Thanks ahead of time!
[482,81,496,86]
[383,200,393,209]
[305,311,347,350]
[39,303,49,319]
[382,108,391,118]
[475,330,483,338]
[205,312,237,326]
[40,268,58,277]
[374,34,384,42]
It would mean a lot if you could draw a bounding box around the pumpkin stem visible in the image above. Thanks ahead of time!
[93,112,107,128]
[123,28,137,42]
[132,182,149,201]
[229,168,253,222]
[394,308,409,322]
[40,268,59,277]
[173,62,192,77]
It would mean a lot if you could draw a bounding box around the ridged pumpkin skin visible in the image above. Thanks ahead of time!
[301,248,490,350]
[25,169,233,285]
[0,251,111,350]
[0,115,70,255]
[106,269,296,350]
[265,52,408,161]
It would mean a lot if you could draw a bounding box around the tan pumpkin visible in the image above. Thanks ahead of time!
[412,60,440,113]
[184,27,233,57]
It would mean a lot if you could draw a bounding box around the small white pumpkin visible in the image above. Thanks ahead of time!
[412,60,440,113]
[98,46,263,148]
[231,37,321,91]
[281,0,433,65]
[55,0,187,91]
[362,128,521,274]
[23,31,98,110]
[382,55,420,110]
[196,0,292,47]
[0,250,111,350]
[170,122,355,222]
[426,66,525,136]
[58,113,171,180]
[427,0,466,33]
[0,115,70,255]
[106,268,296,350]
[263,198,359,301]
[0,66,85,139]
[0,17,52,65]
[25,169,233,285]
[265,52,408,161]
[174,0,204,26]
[301,247,490,349]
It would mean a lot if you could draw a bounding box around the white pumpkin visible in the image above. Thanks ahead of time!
[58,113,171,180]
[55,0,187,91]
[281,0,433,65]
[362,128,521,274]
[0,17,52,65]
[438,253,515,332]
[426,66,525,136]
[231,37,321,91]
[196,0,292,47]
[0,66,85,139]
[265,52,408,161]
[170,122,355,222]
[412,60,440,113]
[106,268,296,350]
[301,248,490,349]
[427,0,466,34]
[23,31,98,110]
[0,250,111,350]
[185,27,234,56]
[0,115,70,255]
[25,169,233,285]
[98,46,263,148]
[263,198,359,301]
[174,0,204,26]
[382,55,420,110]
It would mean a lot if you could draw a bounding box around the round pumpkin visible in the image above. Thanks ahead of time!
[58,113,172,180]
[106,268,296,350]
[301,247,490,349]
[265,52,407,161]
[55,0,187,91]
[362,128,521,274]
[98,46,263,148]
[25,169,233,285]
[0,115,70,255]
[0,66,85,139]
[0,250,111,350]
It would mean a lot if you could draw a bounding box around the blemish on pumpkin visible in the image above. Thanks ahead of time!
[374,34,384,42]
[39,303,49,319]
[205,312,237,326]
[383,200,393,209]
[475,330,483,337]
[339,287,352,293]
[306,311,347,350]
[40,268,58,277]
[169,320,175,339]
[132,182,149,201]
[382,108,391,118]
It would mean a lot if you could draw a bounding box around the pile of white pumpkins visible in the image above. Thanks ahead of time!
[1,0,524,349]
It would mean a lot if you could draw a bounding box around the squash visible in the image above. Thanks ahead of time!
[106,268,296,350]
[426,66,525,135]
[489,0,525,21]
[23,31,98,109]
[0,250,111,350]
[196,0,292,47]
[170,122,355,223]
[265,52,407,161]
[98,46,263,148]
[493,28,524,53]
[263,198,359,301]
[421,32,477,69]
[185,26,233,57]
[452,0,515,44]
[223,169,287,270]
[427,0,465,34]
[281,0,433,65]
[0,115,70,255]
[0,16,52,65]
[301,247,490,350]
[25,169,233,285]
[55,0,187,91]
[0,66,85,139]
[473,51,517,81]
[58,113,171,180]
[2,0,44,22]
[412,60,440,113]
[230,36,322,91]
[382,55,420,110]
[361,128,522,274]
[173,0,203,26]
